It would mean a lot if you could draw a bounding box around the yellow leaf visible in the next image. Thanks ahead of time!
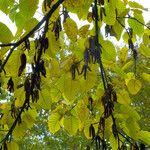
[64,116,79,135]
[126,79,142,95]
[7,141,19,150]
[142,73,150,83]
[63,18,78,42]
[101,40,116,61]
[78,25,90,38]
[13,123,27,139]
[22,108,37,129]
[138,44,150,58]
[76,100,89,123]
[48,112,61,134]
[118,47,128,62]
[138,130,150,145]
[125,72,135,85]
[117,90,131,105]
[37,86,52,110]
[109,134,118,150]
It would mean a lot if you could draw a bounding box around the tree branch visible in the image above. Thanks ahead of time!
[0,0,64,145]
[117,16,150,30]
[1,0,64,71]
[0,43,16,47]
[94,0,107,90]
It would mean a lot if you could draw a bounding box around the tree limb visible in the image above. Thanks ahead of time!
[1,0,64,71]
[0,0,64,145]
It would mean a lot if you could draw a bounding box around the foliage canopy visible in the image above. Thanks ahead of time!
[0,0,150,149]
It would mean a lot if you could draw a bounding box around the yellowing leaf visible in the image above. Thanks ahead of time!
[37,87,52,110]
[138,44,150,58]
[122,60,134,71]
[76,100,89,123]
[109,134,118,150]
[78,25,90,38]
[63,18,78,42]
[101,40,116,61]
[56,73,82,104]
[7,141,19,150]
[0,22,13,43]
[126,79,142,95]
[117,90,131,105]
[114,103,140,121]
[13,123,27,139]
[64,116,79,135]
[118,47,128,62]
[22,108,37,129]
[138,130,150,145]
[48,112,61,134]
[142,73,150,83]
[126,117,140,139]
[103,3,116,25]
[125,72,135,85]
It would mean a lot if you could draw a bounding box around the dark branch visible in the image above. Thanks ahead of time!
[94,0,107,90]
[0,0,64,145]
[1,0,64,70]
[0,43,16,47]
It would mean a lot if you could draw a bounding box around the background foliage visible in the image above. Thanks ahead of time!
[0,0,150,149]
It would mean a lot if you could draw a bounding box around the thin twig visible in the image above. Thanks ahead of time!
[117,16,150,30]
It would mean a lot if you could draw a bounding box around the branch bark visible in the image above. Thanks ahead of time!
[0,0,64,145]
[1,0,64,71]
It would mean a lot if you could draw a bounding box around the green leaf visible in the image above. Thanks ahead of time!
[113,18,125,40]
[128,11,144,37]
[138,44,150,58]
[138,130,150,145]
[128,1,144,10]
[64,115,79,135]
[19,0,39,20]
[15,12,27,30]
[63,18,78,42]
[0,22,13,43]
[101,40,116,61]
[0,0,14,14]
[126,117,140,139]
[48,112,61,134]
[24,18,39,33]
[126,79,142,95]
[103,3,116,25]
